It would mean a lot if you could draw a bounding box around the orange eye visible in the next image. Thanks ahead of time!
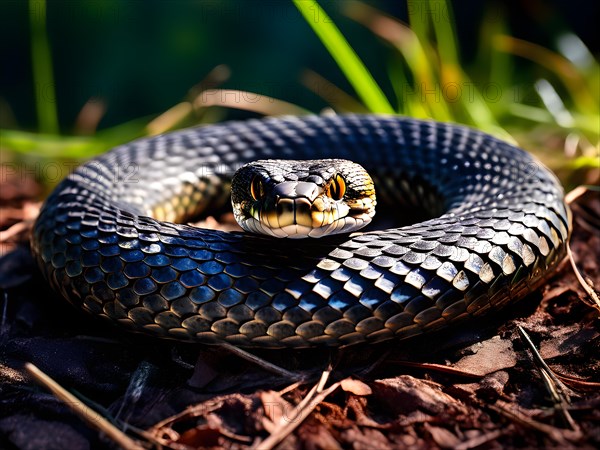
[327,174,346,200]
[250,175,265,201]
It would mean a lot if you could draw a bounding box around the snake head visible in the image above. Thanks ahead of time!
[231,159,376,238]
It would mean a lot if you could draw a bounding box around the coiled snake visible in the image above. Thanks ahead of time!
[31,115,570,347]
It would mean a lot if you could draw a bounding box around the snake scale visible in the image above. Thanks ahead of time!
[31,115,570,348]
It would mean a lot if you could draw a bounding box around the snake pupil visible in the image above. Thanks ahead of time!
[328,174,346,200]
[250,175,265,201]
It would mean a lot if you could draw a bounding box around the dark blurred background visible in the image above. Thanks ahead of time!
[1,0,598,132]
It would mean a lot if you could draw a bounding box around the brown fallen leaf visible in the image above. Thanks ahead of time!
[339,427,396,450]
[340,377,372,396]
[149,393,262,446]
[372,375,467,417]
[539,324,600,360]
[451,335,517,376]
[424,423,461,449]
[451,370,510,400]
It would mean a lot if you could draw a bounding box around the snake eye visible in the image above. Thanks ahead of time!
[327,174,346,200]
[250,175,265,201]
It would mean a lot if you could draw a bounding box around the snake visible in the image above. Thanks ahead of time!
[31,115,570,348]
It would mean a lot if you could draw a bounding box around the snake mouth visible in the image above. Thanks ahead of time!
[247,196,371,238]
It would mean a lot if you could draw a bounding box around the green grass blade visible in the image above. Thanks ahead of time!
[344,1,451,120]
[568,155,600,170]
[1,116,151,159]
[292,0,394,114]
[1,129,105,159]
[495,35,598,115]
[481,7,512,94]
[29,0,59,134]
[452,69,513,141]
[429,0,459,67]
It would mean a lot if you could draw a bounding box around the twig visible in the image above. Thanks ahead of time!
[146,102,193,136]
[301,69,368,113]
[148,398,226,439]
[538,366,581,432]
[517,327,571,399]
[552,370,600,390]
[278,380,303,396]
[385,360,484,379]
[193,89,310,116]
[253,370,338,450]
[453,429,506,450]
[564,185,588,205]
[219,343,304,380]
[275,370,330,426]
[24,363,145,450]
[491,403,582,445]
[517,326,580,432]
[564,186,600,309]
[567,244,600,309]
[355,349,391,377]
[0,221,31,243]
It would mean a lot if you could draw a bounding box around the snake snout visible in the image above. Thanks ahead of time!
[272,181,320,202]
[259,181,353,238]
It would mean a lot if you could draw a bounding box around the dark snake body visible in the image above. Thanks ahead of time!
[31,115,570,347]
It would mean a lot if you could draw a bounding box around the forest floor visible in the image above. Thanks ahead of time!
[0,171,598,450]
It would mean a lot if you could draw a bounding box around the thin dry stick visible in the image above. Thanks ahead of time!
[24,363,145,450]
[517,326,572,401]
[517,326,580,433]
[491,403,581,444]
[148,398,226,441]
[278,380,304,396]
[271,369,330,429]
[254,371,339,450]
[355,349,391,377]
[301,69,368,112]
[146,102,193,136]
[193,89,310,116]
[147,64,231,136]
[567,244,600,309]
[453,429,506,450]
[220,343,304,380]
[0,221,31,243]
[386,360,484,378]
[564,186,600,309]
[539,367,581,432]
[564,185,588,204]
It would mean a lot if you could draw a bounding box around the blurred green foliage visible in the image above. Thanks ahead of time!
[0,0,598,188]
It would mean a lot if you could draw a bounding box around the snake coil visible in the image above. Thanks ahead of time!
[32,115,570,347]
